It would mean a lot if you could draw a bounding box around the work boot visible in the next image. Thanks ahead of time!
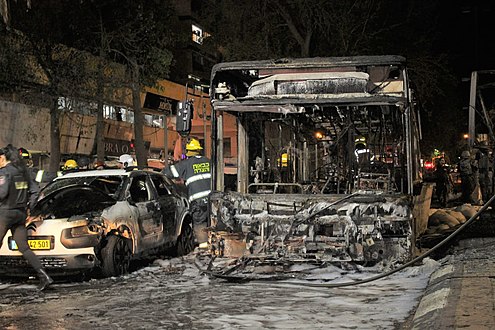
[37,268,53,291]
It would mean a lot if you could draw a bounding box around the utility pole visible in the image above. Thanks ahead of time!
[468,71,477,148]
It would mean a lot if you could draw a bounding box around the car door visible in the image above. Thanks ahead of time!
[128,174,164,248]
[149,173,178,242]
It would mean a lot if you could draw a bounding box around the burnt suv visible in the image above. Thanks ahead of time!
[0,168,194,278]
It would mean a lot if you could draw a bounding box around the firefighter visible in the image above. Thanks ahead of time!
[18,147,39,183]
[0,144,53,291]
[18,147,59,189]
[459,150,477,204]
[62,159,78,171]
[78,156,91,169]
[118,154,135,169]
[18,148,63,189]
[18,148,33,168]
[434,157,450,207]
[162,138,211,245]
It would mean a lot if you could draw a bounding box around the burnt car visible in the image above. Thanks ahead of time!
[0,168,194,278]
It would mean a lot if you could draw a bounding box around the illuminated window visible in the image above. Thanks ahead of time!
[192,24,203,44]
[192,24,211,45]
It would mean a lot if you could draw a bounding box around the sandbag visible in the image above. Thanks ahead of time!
[428,208,438,217]
[428,209,460,228]
[425,227,438,235]
[437,224,451,232]
[455,204,477,220]
[445,210,467,224]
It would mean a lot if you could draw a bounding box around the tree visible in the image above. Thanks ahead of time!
[80,0,178,166]
[201,0,461,155]
[6,1,95,171]
[4,0,178,168]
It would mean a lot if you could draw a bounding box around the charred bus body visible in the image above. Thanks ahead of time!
[208,56,424,266]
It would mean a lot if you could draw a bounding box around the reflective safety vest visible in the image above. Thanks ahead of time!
[35,170,63,183]
[162,156,211,202]
[0,163,38,209]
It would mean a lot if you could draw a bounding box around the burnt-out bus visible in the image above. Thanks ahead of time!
[207,56,425,266]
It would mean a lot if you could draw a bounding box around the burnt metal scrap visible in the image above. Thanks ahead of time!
[207,56,424,272]
[209,191,412,267]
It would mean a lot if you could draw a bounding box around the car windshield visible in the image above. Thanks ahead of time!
[41,175,125,198]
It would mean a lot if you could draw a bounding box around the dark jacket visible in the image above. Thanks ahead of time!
[0,163,39,210]
[162,155,211,202]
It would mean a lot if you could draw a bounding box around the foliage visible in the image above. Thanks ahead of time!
[200,0,461,154]
[2,0,179,167]
[0,32,32,91]
[82,0,178,165]
[74,0,177,88]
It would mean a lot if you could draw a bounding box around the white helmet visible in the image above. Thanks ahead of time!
[119,154,134,167]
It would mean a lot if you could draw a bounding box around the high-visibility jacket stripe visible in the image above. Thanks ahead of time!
[189,190,211,202]
[185,173,211,186]
[170,165,180,178]
[35,170,44,183]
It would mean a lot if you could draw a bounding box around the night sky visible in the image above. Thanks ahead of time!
[439,1,495,76]
[432,1,495,151]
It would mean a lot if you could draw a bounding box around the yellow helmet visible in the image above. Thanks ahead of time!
[63,159,78,170]
[278,153,288,167]
[354,136,367,150]
[186,138,203,151]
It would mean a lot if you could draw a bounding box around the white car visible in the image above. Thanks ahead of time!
[0,168,194,278]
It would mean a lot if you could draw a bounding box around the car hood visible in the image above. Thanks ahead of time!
[32,184,116,218]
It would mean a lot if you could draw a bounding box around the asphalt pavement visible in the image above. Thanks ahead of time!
[411,236,495,329]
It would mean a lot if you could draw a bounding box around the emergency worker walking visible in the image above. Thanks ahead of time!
[459,150,477,203]
[434,157,450,207]
[18,147,39,185]
[0,144,53,291]
[162,138,211,245]
[19,148,62,189]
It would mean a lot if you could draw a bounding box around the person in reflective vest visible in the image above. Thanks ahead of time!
[0,144,53,290]
[162,138,211,245]
[18,147,63,189]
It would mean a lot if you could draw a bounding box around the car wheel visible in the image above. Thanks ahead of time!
[101,235,131,277]
[174,223,195,257]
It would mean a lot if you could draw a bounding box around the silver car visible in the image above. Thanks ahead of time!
[0,168,194,278]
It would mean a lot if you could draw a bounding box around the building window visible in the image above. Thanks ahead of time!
[144,114,164,128]
[224,138,231,157]
[103,105,134,123]
[58,96,166,129]
[58,97,96,115]
[192,24,210,45]
[192,24,203,44]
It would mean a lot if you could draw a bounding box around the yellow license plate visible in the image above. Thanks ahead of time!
[10,239,52,250]
[28,239,51,250]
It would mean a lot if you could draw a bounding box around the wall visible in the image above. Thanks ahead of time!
[0,100,50,151]
[0,79,238,164]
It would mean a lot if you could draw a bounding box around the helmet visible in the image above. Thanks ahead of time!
[78,156,90,168]
[354,136,367,150]
[118,154,134,167]
[94,160,105,168]
[186,138,203,151]
[279,153,288,167]
[18,147,31,159]
[63,159,78,170]
[461,150,471,158]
